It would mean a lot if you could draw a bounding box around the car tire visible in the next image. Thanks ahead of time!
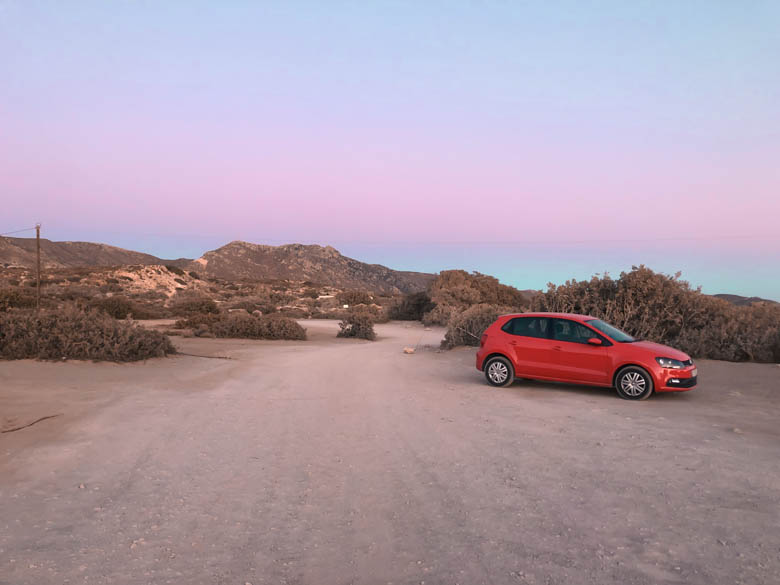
[615,366,653,400]
[484,356,515,388]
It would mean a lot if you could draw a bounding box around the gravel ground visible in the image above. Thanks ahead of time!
[1,320,779,585]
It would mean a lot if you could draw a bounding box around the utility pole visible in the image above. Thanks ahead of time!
[36,223,41,312]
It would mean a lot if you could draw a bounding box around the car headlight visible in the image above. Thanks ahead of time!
[656,357,684,369]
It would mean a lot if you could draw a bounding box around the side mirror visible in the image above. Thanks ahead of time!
[587,338,603,346]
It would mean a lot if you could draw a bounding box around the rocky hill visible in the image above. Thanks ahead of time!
[188,241,434,294]
[0,236,179,268]
[1,237,434,294]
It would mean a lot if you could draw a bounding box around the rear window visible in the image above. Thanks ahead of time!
[502,317,551,338]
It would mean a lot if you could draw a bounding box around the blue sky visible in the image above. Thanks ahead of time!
[1,1,778,297]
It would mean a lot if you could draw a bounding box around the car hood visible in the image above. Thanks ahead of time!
[628,340,690,361]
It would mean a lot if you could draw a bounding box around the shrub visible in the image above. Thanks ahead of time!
[421,304,455,327]
[0,288,37,312]
[174,312,223,329]
[0,306,175,361]
[92,296,135,319]
[337,290,373,307]
[531,266,780,362]
[166,265,186,276]
[423,270,527,325]
[209,313,306,340]
[337,310,377,341]
[389,292,436,321]
[170,297,219,316]
[443,304,514,348]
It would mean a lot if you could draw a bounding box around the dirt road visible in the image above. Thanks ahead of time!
[1,320,779,585]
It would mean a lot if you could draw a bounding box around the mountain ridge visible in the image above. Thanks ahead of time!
[187,240,433,294]
[0,236,433,294]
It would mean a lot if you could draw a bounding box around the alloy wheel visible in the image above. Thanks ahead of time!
[620,371,646,397]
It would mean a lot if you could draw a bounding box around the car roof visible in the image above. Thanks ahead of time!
[500,312,598,322]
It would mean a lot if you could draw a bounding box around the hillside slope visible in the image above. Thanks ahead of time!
[188,241,434,294]
[0,236,175,268]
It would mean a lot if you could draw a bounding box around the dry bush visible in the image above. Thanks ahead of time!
[337,310,377,340]
[0,288,37,312]
[92,296,135,319]
[424,270,527,325]
[170,297,219,316]
[166,265,186,276]
[209,313,306,340]
[0,306,175,361]
[421,304,455,327]
[174,313,224,329]
[337,290,373,306]
[531,266,780,362]
[349,303,389,323]
[443,304,515,349]
[389,291,436,321]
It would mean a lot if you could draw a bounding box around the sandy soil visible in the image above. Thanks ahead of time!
[1,320,779,585]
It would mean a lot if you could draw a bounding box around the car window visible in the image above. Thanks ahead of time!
[503,317,551,338]
[552,319,598,344]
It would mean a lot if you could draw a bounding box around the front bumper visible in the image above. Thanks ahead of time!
[657,366,698,392]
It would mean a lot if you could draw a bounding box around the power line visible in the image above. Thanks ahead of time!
[0,227,37,237]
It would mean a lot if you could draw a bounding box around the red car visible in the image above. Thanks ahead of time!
[476,312,697,400]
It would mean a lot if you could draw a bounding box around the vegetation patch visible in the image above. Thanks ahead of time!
[422,270,527,326]
[443,304,515,348]
[176,312,306,340]
[531,266,780,362]
[0,287,37,312]
[389,291,435,321]
[337,310,377,341]
[0,306,176,361]
[170,297,219,316]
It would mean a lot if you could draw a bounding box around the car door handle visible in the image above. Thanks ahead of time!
[553,345,562,351]
[509,340,518,345]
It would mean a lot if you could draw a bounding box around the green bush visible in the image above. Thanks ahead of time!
[531,266,780,362]
[337,310,377,341]
[443,304,514,348]
[0,306,176,361]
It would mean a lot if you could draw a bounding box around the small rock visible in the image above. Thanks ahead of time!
[732,428,743,434]
[78,483,85,489]
[403,347,415,354]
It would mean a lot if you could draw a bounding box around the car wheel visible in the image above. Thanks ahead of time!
[615,366,653,400]
[484,356,515,388]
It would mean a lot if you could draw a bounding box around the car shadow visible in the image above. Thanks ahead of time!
[508,378,697,402]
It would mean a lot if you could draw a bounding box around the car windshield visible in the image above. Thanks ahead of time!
[585,319,636,342]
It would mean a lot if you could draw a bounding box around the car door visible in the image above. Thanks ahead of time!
[550,319,611,384]
[502,316,559,378]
